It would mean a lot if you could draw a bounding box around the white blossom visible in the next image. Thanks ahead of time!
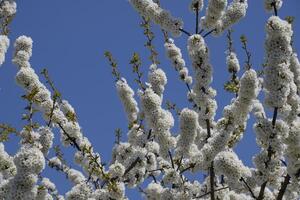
[116,78,139,123]
[264,16,293,108]
[176,108,198,158]
[189,0,204,12]
[187,34,217,126]
[139,88,175,158]
[148,64,167,97]
[226,52,240,73]
[264,0,282,12]
[108,162,125,179]
[144,182,163,200]
[0,35,9,66]
[220,0,248,32]
[164,38,192,85]
[214,150,251,189]
[38,126,54,155]
[0,0,16,17]
[201,0,227,30]
[129,0,183,37]
[65,183,92,200]
[0,143,16,179]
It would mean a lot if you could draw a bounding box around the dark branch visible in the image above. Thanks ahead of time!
[271,1,278,16]
[240,177,257,199]
[124,157,141,175]
[195,5,199,34]
[276,174,290,200]
[257,181,267,200]
[168,150,175,169]
[209,161,215,200]
[179,28,191,36]
[203,29,216,38]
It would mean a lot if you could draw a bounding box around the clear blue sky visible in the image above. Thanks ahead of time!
[0,0,299,199]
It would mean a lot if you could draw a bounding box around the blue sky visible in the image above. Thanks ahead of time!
[0,0,300,199]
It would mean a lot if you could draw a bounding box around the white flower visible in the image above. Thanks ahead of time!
[264,0,282,12]
[139,88,175,158]
[162,168,182,185]
[38,126,54,155]
[144,182,163,200]
[148,66,167,97]
[108,182,125,199]
[176,108,198,158]
[116,78,139,123]
[226,52,240,73]
[0,35,9,66]
[215,150,251,189]
[65,183,92,200]
[218,0,248,34]
[14,35,33,58]
[264,17,293,108]
[201,0,227,30]
[48,157,62,169]
[0,0,17,17]
[290,53,300,94]
[129,0,183,37]
[60,100,75,117]
[187,34,217,125]
[164,39,192,85]
[66,169,86,185]
[0,143,16,179]
[189,0,204,12]
[108,162,125,179]
[41,178,56,192]
[14,145,45,174]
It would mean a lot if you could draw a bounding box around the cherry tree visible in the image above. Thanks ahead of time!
[0,0,300,199]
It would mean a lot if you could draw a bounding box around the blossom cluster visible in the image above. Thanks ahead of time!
[0,0,16,17]
[139,87,175,158]
[226,52,240,73]
[201,0,227,30]
[187,34,217,127]
[190,69,259,171]
[0,35,9,66]
[214,150,251,189]
[1,0,300,199]
[201,0,248,35]
[116,78,139,124]
[0,144,46,199]
[148,64,167,98]
[189,0,204,12]
[129,0,183,37]
[164,38,193,85]
[264,16,293,108]
[175,108,198,158]
[264,0,282,12]
[13,36,105,183]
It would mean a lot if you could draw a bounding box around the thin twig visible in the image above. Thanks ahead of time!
[258,107,278,199]
[203,29,216,38]
[124,157,141,175]
[168,150,175,169]
[195,5,199,34]
[240,177,257,199]
[179,28,191,36]
[272,0,278,16]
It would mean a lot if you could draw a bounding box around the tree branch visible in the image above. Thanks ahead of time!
[276,174,290,200]
[240,177,257,199]
[179,28,191,36]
